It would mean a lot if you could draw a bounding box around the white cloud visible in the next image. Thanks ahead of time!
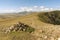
[0,6,59,13]
[44,8,49,11]
[17,7,33,12]
[33,6,38,8]
[0,9,16,13]
[40,6,45,9]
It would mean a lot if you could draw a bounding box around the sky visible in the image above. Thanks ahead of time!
[0,0,60,13]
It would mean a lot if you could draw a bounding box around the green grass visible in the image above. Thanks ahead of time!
[0,31,37,40]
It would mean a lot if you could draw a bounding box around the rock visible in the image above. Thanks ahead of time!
[5,22,35,33]
[44,35,47,39]
[37,38,40,40]
[9,26,14,29]
[58,37,60,40]
[50,37,54,40]
[5,28,11,33]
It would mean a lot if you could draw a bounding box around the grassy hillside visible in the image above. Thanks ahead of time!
[0,11,60,40]
[38,11,60,25]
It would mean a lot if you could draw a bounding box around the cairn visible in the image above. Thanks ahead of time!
[5,22,34,33]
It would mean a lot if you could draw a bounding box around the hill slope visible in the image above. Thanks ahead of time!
[0,11,60,40]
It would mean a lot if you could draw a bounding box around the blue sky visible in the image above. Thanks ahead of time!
[0,0,60,13]
[0,0,60,8]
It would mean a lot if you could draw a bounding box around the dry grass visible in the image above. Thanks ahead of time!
[0,11,60,40]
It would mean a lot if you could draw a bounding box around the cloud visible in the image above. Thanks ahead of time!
[40,6,45,9]
[33,6,38,8]
[0,9,16,13]
[0,6,59,13]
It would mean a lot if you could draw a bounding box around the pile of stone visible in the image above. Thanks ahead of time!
[5,22,35,33]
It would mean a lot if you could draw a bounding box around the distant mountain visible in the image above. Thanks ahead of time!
[0,11,34,21]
